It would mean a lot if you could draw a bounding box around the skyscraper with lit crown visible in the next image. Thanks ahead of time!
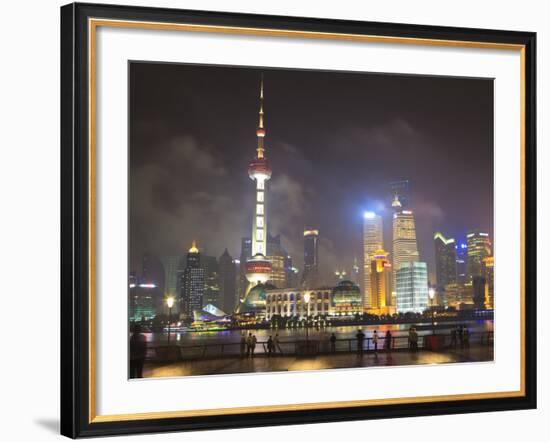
[363,211,383,309]
[180,240,205,318]
[243,76,273,295]
[392,208,419,290]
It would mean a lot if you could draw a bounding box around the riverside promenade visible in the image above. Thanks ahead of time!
[139,333,493,378]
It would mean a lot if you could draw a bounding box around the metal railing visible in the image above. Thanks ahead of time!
[144,331,493,362]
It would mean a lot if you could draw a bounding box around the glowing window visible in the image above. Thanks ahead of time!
[257,191,264,202]
[256,229,264,241]
[257,180,264,190]
[257,216,264,227]
[257,204,264,215]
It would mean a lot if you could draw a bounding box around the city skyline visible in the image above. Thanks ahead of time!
[130,62,494,285]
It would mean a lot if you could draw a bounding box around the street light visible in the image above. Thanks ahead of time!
[166,296,175,343]
[428,288,436,335]
[303,292,311,343]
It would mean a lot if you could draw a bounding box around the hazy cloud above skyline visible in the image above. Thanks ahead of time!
[129,63,494,284]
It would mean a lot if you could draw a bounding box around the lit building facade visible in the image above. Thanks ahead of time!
[301,229,319,289]
[482,256,494,309]
[368,249,395,315]
[466,230,492,282]
[434,232,457,288]
[363,212,383,309]
[392,210,419,291]
[396,261,428,313]
[179,241,205,319]
[444,283,474,309]
[265,280,362,320]
[266,288,331,319]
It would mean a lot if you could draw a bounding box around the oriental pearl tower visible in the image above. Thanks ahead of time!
[244,75,273,296]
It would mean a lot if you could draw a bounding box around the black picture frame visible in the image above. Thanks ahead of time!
[61,2,537,438]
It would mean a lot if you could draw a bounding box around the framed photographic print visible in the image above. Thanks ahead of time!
[60,2,537,438]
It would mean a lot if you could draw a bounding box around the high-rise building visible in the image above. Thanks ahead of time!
[455,241,468,284]
[363,211,383,309]
[482,256,495,309]
[218,249,237,312]
[466,230,492,282]
[201,255,220,308]
[179,241,205,318]
[434,232,457,288]
[444,282,474,309]
[392,210,419,291]
[390,179,411,209]
[129,273,158,322]
[301,229,319,288]
[396,261,429,313]
[267,233,289,288]
[368,249,394,315]
[243,75,273,298]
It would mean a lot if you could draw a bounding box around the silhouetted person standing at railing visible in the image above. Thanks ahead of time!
[130,324,147,378]
[372,330,379,354]
[250,334,258,357]
[459,326,465,349]
[267,336,274,356]
[450,327,457,348]
[330,333,337,353]
[384,330,392,352]
[356,329,365,355]
[409,327,418,351]
[240,333,247,357]
[246,333,253,356]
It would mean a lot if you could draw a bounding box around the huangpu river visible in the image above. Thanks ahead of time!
[143,320,494,347]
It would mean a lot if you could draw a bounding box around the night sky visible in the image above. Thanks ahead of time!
[129,62,494,284]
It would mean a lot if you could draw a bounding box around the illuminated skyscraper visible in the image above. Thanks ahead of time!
[243,76,273,295]
[201,255,220,308]
[466,230,492,282]
[179,241,205,318]
[302,229,319,288]
[368,249,394,315]
[363,212,383,309]
[455,241,468,284]
[434,232,457,288]
[267,233,289,288]
[396,261,429,313]
[392,210,419,291]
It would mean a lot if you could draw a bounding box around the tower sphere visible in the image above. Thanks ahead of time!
[248,158,272,181]
[245,253,272,285]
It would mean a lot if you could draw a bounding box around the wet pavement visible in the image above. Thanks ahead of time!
[141,345,493,378]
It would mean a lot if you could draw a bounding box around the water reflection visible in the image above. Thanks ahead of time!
[144,320,493,346]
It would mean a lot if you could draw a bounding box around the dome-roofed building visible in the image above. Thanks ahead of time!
[331,280,362,316]
[234,282,276,318]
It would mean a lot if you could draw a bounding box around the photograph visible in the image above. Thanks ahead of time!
[128,62,495,379]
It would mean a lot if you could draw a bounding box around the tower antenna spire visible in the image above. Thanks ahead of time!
[256,74,266,159]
